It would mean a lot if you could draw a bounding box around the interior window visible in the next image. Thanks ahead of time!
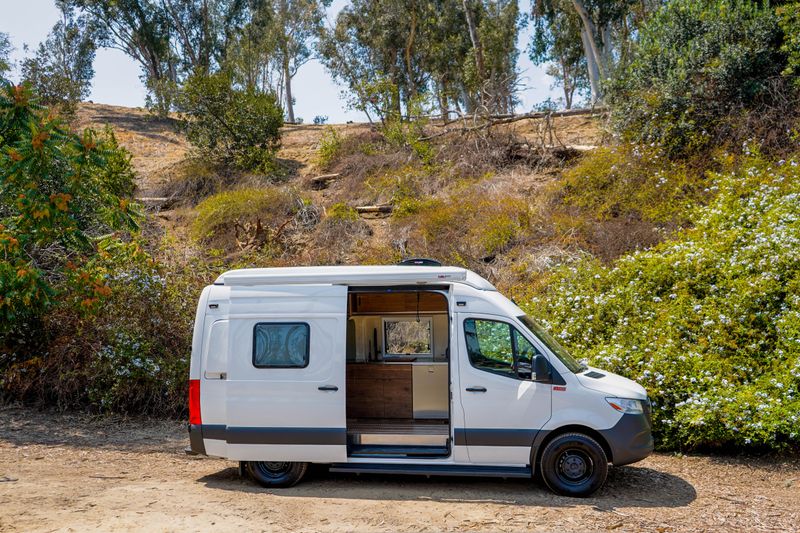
[383,317,432,357]
[253,323,310,368]
[464,318,542,379]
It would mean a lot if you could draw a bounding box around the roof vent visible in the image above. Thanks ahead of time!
[398,258,442,267]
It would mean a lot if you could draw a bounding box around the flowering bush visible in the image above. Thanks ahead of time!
[523,152,800,451]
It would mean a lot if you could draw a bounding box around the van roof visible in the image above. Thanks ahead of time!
[214,265,497,291]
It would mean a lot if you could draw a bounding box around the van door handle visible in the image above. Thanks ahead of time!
[318,385,339,392]
[465,386,487,392]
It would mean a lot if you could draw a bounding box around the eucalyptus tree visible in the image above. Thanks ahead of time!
[531,0,648,104]
[21,2,97,114]
[261,0,331,123]
[530,0,588,108]
[67,0,178,114]
[0,33,12,76]
[320,0,523,119]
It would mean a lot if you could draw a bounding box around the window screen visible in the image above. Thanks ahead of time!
[253,323,310,368]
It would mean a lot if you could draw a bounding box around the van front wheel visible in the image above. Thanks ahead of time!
[539,433,608,497]
[246,461,308,488]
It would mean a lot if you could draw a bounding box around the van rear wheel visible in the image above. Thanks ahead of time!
[539,433,608,497]
[247,461,308,488]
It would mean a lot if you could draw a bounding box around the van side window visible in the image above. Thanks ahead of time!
[464,318,542,379]
[253,323,310,368]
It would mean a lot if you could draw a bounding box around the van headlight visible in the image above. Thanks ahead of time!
[606,397,645,414]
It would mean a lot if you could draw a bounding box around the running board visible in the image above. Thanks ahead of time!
[329,463,532,478]
[348,445,449,458]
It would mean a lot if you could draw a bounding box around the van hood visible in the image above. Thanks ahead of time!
[576,367,648,400]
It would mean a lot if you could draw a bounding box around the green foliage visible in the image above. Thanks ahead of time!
[326,202,359,221]
[21,5,97,115]
[608,0,785,156]
[317,126,343,169]
[530,1,588,109]
[319,0,522,119]
[0,80,192,415]
[191,187,298,250]
[393,191,532,266]
[179,72,283,172]
[0,80,140,338]
[524,152,800,451]
[559,144,706,224]
[0,33,12,76]
[779,2,800,80]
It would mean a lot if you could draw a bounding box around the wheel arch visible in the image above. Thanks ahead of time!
[531,425,613,472]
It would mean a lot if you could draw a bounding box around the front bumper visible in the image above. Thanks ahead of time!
[599,412,654,466]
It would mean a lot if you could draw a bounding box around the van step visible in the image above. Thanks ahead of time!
[348,444,449,458]
[329,463,532,478]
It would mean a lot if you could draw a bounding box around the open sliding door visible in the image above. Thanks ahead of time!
[224,284,348,462]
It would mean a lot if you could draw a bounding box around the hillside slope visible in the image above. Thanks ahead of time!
[71,103,606,289]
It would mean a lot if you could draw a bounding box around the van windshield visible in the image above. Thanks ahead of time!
[517,315,586,374]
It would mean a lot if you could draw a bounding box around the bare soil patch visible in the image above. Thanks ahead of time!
[1,407,798,532]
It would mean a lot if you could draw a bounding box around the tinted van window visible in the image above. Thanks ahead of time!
[253,323,310,368]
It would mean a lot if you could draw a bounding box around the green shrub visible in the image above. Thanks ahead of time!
[326,202,359,221]
[394,192,532,266]
[523,151,800,451]
[191,187,299,252]
[608,0,785,156]
[0,80,140,340]
[558,144,707,224]
[179,72,283,172]
[317,126,343,169]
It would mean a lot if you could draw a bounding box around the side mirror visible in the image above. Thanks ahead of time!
[533,354,552,383]
[516,361,532,380]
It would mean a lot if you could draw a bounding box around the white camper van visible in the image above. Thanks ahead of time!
[187,262,653,497]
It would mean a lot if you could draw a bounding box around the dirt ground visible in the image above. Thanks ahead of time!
[1,408,798,532]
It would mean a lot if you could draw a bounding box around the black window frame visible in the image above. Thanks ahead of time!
[463,318,541,380]
[252,322,311,369]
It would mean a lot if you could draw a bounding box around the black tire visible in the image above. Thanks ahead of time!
[539,432,608,497]
[246,461,308,488]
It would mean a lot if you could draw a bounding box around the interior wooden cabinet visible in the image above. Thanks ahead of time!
[345,290,449,421]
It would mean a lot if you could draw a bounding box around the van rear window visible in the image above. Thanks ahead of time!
[252,323,310,368]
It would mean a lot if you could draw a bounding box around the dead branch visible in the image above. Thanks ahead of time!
[417,106,608,141]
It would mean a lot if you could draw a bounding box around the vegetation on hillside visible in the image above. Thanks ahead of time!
[2,0,800,454]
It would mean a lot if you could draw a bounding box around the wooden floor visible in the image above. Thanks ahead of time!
[347,418,449,446]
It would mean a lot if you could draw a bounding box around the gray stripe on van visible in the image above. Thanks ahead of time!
[201,425,347,445]
[454,428,538,447]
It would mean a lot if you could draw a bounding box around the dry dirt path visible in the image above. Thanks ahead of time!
[1,408,798,532]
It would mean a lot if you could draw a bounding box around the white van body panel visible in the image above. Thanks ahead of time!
[577,367,648,400]
[188,265,653,472]
[215,265,494,290]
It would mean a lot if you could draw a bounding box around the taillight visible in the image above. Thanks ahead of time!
[189,379,201,425]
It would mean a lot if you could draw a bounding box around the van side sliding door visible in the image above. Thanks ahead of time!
[224,285,348,462]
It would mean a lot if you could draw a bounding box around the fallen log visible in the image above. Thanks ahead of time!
[418,106,608,141]
[309,173,341,190]
[355,205,393,215]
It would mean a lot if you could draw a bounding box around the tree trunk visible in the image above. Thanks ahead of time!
[561,57,573,110]
[580,26,602,104]
[462,0,485,83]
[284,56,295,123]
[405,7,418,102]
[571,0,605,81]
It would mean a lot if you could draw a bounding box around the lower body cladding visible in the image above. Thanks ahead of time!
[187,413,653,467]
